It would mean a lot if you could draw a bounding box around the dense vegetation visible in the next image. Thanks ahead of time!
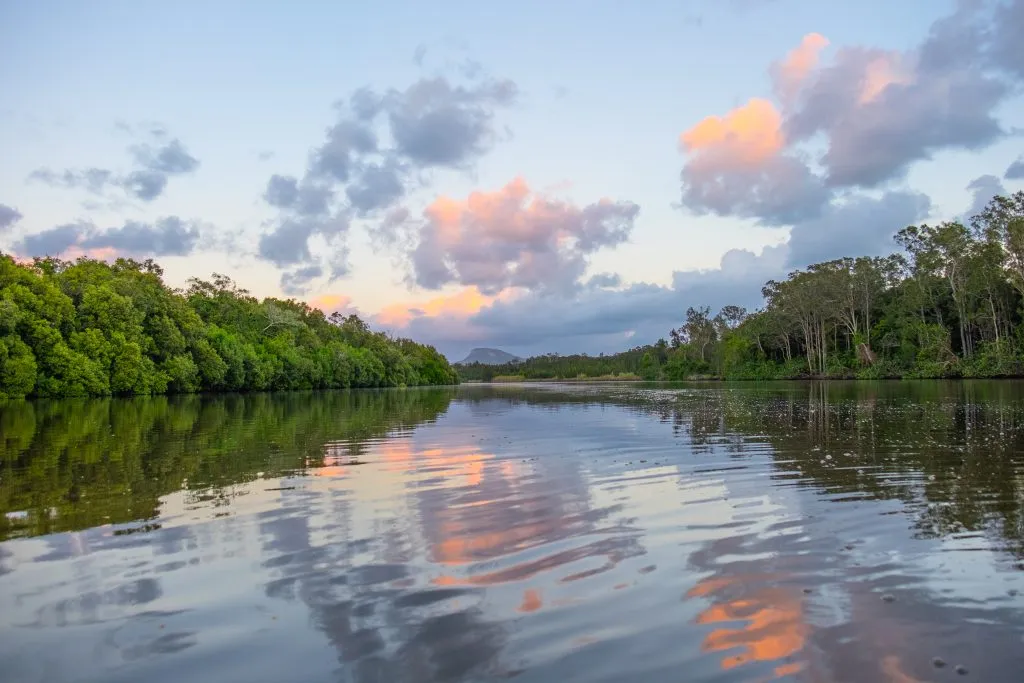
[459,190,1024,382]
[0,254,458,398]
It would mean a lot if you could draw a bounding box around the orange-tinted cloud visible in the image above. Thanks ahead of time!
[308,293,354,314]
[772,33,829,103]
[409,178,639,294]
[375,286,512,327]
[678,98,827,225]
[680,98,785,167]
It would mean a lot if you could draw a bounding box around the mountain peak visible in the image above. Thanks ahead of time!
[456,348,522,365]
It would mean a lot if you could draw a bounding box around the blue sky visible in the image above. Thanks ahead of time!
[1,0,1022,360]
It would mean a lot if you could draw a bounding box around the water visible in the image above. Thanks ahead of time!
[2,381,1024,682]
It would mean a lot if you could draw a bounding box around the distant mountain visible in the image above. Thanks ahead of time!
[456,348,522,365]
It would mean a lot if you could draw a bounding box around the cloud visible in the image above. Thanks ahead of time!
[385,77,517,167]
[29,133,199,202]
[376,286,510,327]
[16,224,84,256]
[771,33,830,104]
[783,4,1013,189]
[309,293,356,314]
[280,265,324,296]
[0,204,23,232]
[14,216,203,258]
[989,0,1024,79]
[345,160,406,214]
[963,174,1006,221]
[785,190,932,267]
[679,98,830,225]
[129,138,199,175]
[28,167,113,194]
[80,216,201,256]
[406,178,640,294]
[258,73,518,290]
[1006,156,1024,180]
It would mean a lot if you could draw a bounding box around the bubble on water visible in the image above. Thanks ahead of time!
[825,454,832,461]
[928,474,936,481]
[881,593,896,603]
[857,469,865,475]
[954,664,968,675]
[932,657,946,668]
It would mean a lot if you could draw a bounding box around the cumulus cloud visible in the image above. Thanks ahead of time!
[678,98,830,225]
[679,4,1020,229]
[258,73,518,291]
[405,178,639,294]
[785,190,932,267]
[16,224,84,256]
[0,204,23,232]
[784,3,1014,189]
[29,133,199,202]
[14,216,202,258]
[81,216,201,256]
[1006,156,1024,180]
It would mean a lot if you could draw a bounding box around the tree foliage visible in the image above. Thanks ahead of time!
[0,255,458,398]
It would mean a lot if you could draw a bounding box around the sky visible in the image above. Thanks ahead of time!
[1,0,1023,361]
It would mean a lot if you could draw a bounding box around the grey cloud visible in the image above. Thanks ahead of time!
[80,216,201,257]
[413,44,427,67]
[258,213,348,268]
[280,265,324,296]
[310,121,377,182]
[15,216,203,258]
[0,204,22,231]
[1006,156,1024,180]
[122,170,168,201]
[264,174,300,208]
[29,167,114,194]
[16,223,87,256]
[29,133,198,203]
[350,87,383,121]
[131,138,199,175]
[346,160,406,214]
[680,153,830,226]
[989,0,1024,79]
[785,190,932,268]
[264,175,333,216]
[964,174,1007,221]
[586,272,622,289]
[386,77,517,167]
[259,72,518,284]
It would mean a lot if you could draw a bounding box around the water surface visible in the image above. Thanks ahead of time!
[2,382,1024,682]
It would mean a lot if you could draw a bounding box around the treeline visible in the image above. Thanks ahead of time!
[0,254,458,398]
[459,190,1024,381]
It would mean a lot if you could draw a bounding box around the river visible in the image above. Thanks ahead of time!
[1,381,1023,682]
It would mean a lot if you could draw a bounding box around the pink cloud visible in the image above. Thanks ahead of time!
[408,178,639,293]
[771,33,830,104]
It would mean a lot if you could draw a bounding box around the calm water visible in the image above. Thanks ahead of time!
[2,382,1024,683]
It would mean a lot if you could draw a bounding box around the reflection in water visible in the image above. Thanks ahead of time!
[2,382,1024,681]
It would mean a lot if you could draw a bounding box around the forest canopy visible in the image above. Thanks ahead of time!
[0,255,458,398]
[458,190,1024,382]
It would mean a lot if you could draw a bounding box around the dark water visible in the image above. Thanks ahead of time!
[2,382,1024,683]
